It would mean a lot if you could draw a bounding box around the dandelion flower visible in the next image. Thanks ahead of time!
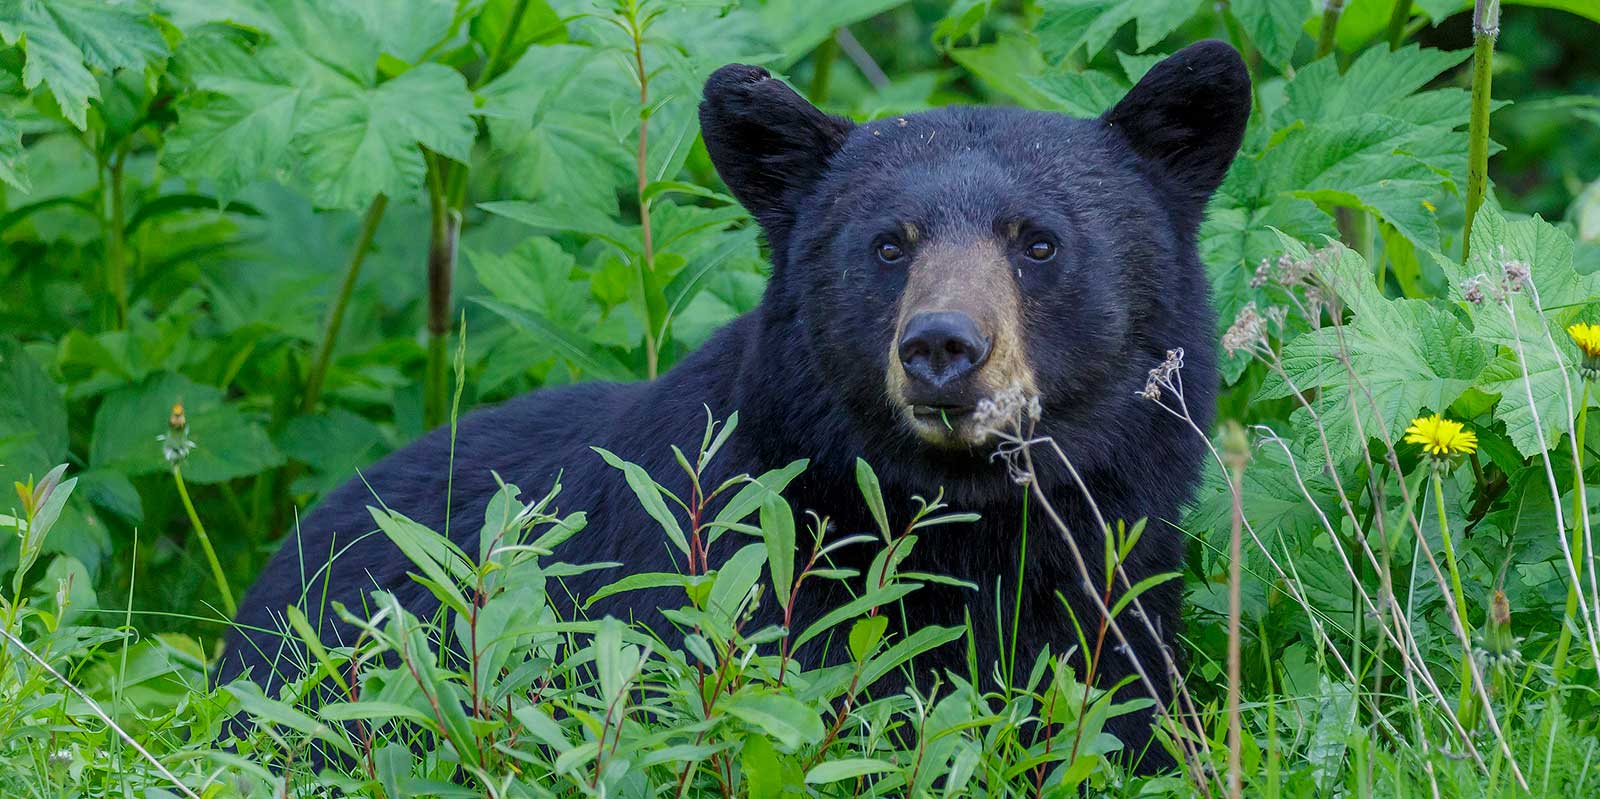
[1404,414,1477,458]
[1569,322,1600,381]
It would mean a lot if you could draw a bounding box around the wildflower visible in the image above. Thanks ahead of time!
[1404,414,1478,463]
[158,401,197,466]
[1138,348,1185,402]
[1473,590,1522,681]
[1500,256,1529,291]
[1568,322,1600,382]
[973,383,1041,435]
[1221,304,1268,357]
[1461,275,1487,305]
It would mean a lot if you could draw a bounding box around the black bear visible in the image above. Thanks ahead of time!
[219,40,1249,772]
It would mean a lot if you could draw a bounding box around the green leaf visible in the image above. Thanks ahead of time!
[164,37,310,200]
[593,447,687,555]
[0,338,68,493]
[0,113,26,191]
[367,506,474,617]
[297,63,476,209]
[761,492,796,611]
[1258,239,1488,464]
[855,458,891,543]
[347,0,456,65]
[804,758,897,784]
[583,571,698,609]
[724,692,825,751]
[1034,0,1203,62]
[0,0,168,130]
[848,615,889,662]
[1435,207,1600,456]
[1232,0,1311,66]
[707,543,767,622]
[88,372,284,483]
[476,297,636,382]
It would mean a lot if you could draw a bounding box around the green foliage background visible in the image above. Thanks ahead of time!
[2,0,1600,796]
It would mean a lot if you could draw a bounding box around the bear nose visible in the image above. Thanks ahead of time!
[898,311,991,388]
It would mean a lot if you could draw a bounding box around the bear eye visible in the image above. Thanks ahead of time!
[1024,240,1057,262]
[876,241,905,264]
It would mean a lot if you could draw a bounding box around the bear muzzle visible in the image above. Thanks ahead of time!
[885,240,1037,448]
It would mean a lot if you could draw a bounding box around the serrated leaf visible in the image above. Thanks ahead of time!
[0,113,26,191]
[297,63,475,209]
[1034,0,1202,61]
[1435,207,1600,456]
[1257,239,1487,464]
[1232,0,1311,66]
[0,0,168,130]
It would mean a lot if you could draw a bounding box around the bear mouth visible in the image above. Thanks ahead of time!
[909,403,974,422]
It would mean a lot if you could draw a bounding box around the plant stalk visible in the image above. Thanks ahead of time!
[809,31,840,104]
[1386,0,1413,50]
[1315,0,1346,59]
[106,149,129,328]
[1432,469,1475,723]
[1224,422,1249,799]
[630,11,660,379]
[303,194,389,414]
[1461,0,1500,262]
[173,464,236,618]
[424,154,460,429]
[1549,383,1591,702]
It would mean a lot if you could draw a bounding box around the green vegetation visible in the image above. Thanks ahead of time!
[2,0,1600,796]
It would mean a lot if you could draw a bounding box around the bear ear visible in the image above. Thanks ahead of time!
[700,65,854,241]
[1102,40,1251,216]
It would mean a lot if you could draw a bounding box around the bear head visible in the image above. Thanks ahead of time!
[699,42,1249,487]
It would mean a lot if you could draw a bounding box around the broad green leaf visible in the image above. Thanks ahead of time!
[347,0,456,65]
[164,37,310,199]
[160,0,380,84]
[1034,0,1203,62]
[724,691,825,751]
[470,0,564,74]
[0,113,26,191]
[297,63,475,209]
[1257,239,1488,464]
[0,0,168,129]
[1233,0,1312,66]
[0,338,68,493]
[1026,68,1127,117]
[88,372,284,483]
[477,298,635,382]
[1435,207,1600,456]
[1272,45,1471,132]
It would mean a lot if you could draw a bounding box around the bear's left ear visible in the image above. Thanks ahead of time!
[1102,40,1251,217]
[700,65,854,245]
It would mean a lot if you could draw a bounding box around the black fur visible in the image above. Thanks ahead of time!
[219,41,1250,773]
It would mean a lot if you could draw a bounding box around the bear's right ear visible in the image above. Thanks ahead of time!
[700,65,853,241]
[1102,40,1251,220]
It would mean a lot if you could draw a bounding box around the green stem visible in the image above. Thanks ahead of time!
[1432,469,1475,723]
[1549,383,1591,694]
[1315,0,1346,60]
[1461,0,1499,262]
[106,149,129,328]
[303,194,389,414]
[1385,0,1413,50]
[174,464,236,618]
[423,154,459,429]
[809,31,840,104]
[628,10,660,379]
[482,0,531,85]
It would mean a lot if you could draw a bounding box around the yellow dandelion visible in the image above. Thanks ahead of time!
[1404,414,1478,458]
[1571,323,1600,381]
[1571,323,1600,358]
